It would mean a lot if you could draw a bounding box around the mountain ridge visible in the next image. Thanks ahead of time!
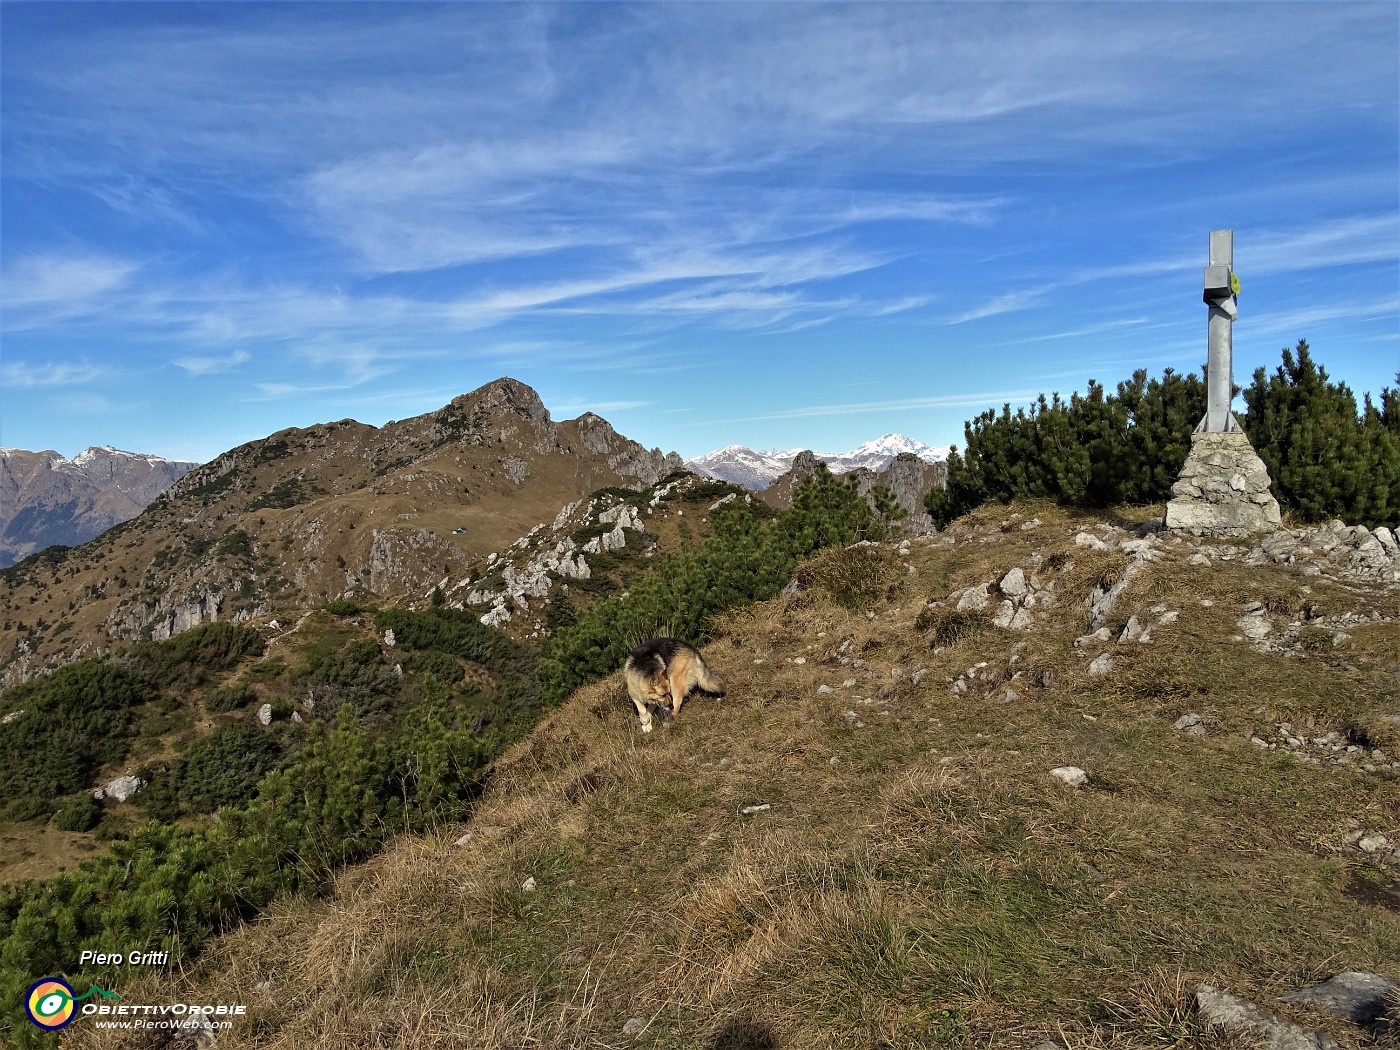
[687,433,950,489]
[0,378,682,687]
[0,446,198,569]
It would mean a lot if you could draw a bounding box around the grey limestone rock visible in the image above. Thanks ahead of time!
[1050,766,1088,787]
[1088,561,1140,630]
[1118,615,1142,643]
[1174,713,1208,737]
[1237,610,1272,641]
[1196,984,1338,1050]
[953,584,991,612]
[98,775,145,803]
[999,567,1028,598]
[1281,971,1396,1030]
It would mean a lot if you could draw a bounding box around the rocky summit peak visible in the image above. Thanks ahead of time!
[790,450,824,476]
[447,377,552,425]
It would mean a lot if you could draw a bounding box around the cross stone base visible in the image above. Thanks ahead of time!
[1164,430,1282,538]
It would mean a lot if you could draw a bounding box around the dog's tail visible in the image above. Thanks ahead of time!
[694,655,726,697]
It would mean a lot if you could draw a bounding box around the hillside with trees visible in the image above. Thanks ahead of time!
[0,468,900,1049]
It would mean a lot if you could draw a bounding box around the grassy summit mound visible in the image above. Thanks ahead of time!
[68,504,1399,1049]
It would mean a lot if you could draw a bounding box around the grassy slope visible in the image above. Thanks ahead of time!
[66,504,1399,1049]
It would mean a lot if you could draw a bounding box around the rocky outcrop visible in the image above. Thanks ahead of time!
[1196,984,1338,1050]
[1244,520,1400,585]
[1164,430,1282,537]
[107,587,228,643]
[1282,972,1397,1032]
[762,451,946,529]
[458,476,719,633]
[462,492,652,629]
[574,413,683,487]
[366,528,469,595]
[849,452,946,535]
[94,774,144,803]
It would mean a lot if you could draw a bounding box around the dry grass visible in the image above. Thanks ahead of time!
[0,823,105,882]
[63,503,1400,1050]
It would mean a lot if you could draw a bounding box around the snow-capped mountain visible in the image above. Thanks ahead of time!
[686,434,950,490]
[824,434,952,475]
[684,445,803,490]
[0,446,199,568]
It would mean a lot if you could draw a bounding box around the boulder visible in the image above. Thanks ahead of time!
[999,567,1028,599]
[1281,971,1397,1029]
[99,775,145,803]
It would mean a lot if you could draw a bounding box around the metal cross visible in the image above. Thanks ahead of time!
[1200,228,1240,433]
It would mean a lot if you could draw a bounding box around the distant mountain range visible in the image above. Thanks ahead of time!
[685,434,950,490]
[0,447,199,568]
[0,379,683,686]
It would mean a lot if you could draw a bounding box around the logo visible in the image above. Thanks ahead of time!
[25,978,120,1030]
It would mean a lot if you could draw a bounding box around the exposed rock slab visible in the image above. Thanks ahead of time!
[1281,971,1397,1030]
[1196,984,1338,1050]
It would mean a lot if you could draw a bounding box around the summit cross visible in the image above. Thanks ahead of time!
[1200,228,1241,433]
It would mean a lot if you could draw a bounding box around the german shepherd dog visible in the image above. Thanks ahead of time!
[624,638,726,733]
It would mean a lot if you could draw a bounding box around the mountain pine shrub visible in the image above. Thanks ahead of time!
[1242,341,1399,527]
[926,343,1398,528]
[539,465,881,703]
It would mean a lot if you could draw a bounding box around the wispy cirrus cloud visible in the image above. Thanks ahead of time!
[249,342,444,400]
[0,359,115,387]
[0,252,138,317]
[172,349,251,376]
[1251,294,1400,337]
[991,317,1156,346]
[1243,215,1399,276]
[949,288,1055,325]
[2,3,1394,460]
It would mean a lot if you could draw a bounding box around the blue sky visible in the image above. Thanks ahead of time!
[2,2,1396,465]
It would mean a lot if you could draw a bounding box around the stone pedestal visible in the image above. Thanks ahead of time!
[1164,430,1282,537]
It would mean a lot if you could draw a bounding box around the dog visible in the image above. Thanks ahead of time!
[623,637,726,733]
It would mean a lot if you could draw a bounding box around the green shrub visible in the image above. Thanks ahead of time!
[1243,341,1399,527]
[216,528,252,558]
[0,661,151,821]
[136,695,190,737]
[404,649,464,686]
[137,721,289,820]
[205,682,257,713]
[676,480,747,504]
[247,477,322,511]
[540,467,876,703]
[926,345,1399,529]
[124,622,266,690]
[53,793,101,833]
[796,544,905,611]
[375,607,536,678]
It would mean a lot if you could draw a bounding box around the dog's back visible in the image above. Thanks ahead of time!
[624,637,725,732]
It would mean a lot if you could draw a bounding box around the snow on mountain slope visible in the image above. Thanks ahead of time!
[686,434,949,490]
